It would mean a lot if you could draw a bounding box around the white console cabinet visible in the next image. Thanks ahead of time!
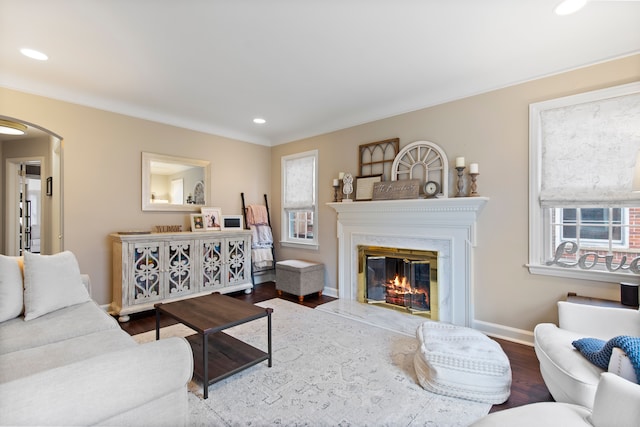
[110,230,252,322]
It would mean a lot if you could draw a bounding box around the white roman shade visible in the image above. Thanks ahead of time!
[539,91,640,207]
[283,153,316,209]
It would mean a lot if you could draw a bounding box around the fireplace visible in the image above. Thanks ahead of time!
[359,246,438,320]
[329,197,487,327]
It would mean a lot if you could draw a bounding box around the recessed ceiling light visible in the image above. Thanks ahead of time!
[554,0,588,15]
[253,118,267,124]
[0,119,27,135]
[20,48,48,61]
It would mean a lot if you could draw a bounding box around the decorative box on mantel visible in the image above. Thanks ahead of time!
[328,197,488,327]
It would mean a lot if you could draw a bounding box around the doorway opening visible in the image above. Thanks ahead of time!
[1,116,63,256]
[6,159,43,255]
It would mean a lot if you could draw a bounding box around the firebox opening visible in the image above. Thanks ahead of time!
[358,246,438,320]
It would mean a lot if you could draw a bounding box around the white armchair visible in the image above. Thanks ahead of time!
[533,301,640,408]
[470,372,640,427]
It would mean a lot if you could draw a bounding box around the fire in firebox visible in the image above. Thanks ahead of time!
[385,274,430,310]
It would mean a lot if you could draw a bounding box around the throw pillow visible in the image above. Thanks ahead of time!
[572,337,608,369]
[573,336,640,384]
[23,251,91,321]
[0,255,24,322]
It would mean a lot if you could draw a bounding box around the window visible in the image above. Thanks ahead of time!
[281,150,318,248]
[557,208,625,246]
[529,82,640,281]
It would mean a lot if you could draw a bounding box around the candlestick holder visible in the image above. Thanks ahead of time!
[469,173,479,196]
[333,184,340,202]
[455,166,466,197]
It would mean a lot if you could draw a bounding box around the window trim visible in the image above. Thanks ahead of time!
[528,82,640,283]
[281,150,319,250]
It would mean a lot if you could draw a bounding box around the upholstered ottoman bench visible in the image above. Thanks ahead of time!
[414,322,512,404]
[276,260,324,302]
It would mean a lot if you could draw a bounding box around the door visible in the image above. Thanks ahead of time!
[129,241,164,304]
[5,158,43,256]
[200,237,224,290]
[226,236,249,286]
[165,239,194,297]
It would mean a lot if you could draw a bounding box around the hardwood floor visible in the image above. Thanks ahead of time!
[118,282,554,413]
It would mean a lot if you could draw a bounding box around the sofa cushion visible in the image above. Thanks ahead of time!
[0,338,193,427]
[23,251,90,320]
[609,347,639,383]
[534,323,604,407]
[470,402,591,427]
[0,256,23,322]
[536,323,606,382]
[0,328,136,383]
[590,373,640,427]
[0,300,119,355]
[558,301,640,338]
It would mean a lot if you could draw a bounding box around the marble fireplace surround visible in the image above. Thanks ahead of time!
[328,197,488,327]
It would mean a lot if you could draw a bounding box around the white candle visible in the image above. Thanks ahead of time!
[455,157,465,168]
[469,163,479,174]
[333,178,339,186]
[338,172,345,179]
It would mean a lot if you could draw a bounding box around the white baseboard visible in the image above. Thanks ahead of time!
[472,319,534,346]
[253,272,275,285]
[323,286,338,298]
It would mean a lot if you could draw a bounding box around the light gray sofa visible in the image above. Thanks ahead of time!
[0,252,194,426]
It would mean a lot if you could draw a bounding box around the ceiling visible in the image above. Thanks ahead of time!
[1,0,639,146]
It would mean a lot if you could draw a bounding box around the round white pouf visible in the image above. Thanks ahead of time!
[414,322,512,404]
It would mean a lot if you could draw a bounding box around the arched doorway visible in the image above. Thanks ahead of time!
[1,116,63,256]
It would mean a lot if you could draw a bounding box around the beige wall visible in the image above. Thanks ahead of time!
[1,54,638,339]
[0,88,271,305]
[271,54,640,340]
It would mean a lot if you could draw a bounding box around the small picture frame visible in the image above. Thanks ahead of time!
[355,175,383,201]
[221,215,244,230]
[190,214,205,231]
[201,207,222,230]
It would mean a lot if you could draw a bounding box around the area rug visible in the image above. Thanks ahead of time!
[132,298,490,426]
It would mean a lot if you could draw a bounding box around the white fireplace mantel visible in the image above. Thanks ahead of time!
[328,197,488,327]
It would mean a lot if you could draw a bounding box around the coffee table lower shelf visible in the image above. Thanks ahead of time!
[187,332,270,390]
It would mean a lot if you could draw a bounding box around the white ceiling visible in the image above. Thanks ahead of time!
[1,0,639,146]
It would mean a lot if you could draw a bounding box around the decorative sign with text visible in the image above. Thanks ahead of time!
[372,179,420,200]
[546,241,640,274]
[155,225,182,233]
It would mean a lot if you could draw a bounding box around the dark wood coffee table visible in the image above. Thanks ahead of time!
[154,293,273,399]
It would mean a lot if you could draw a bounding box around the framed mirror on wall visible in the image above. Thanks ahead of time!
[141,152,211,212]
